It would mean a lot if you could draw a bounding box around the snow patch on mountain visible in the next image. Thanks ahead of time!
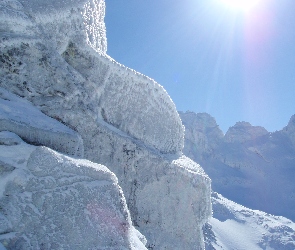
[204,192,295,250]
[180,110,295,221]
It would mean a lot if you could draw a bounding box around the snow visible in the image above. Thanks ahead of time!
[2,0,292,248]
[0,1,211,249]
[0,83,207,249]
[0,242,6,250]
[0,87,84,157]
[0,131,35,199]
[17,0,107,53]
[1,0,184,154]
[204,192,295,250]
[0,133,147,249]
[86,127,211,249]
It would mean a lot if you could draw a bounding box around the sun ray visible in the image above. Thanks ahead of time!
[219,0,261,11]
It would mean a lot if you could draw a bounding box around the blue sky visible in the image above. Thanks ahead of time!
[105,0,295,133]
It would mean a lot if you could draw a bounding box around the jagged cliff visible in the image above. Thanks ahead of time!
[0,1,211,249]
[180,111,295,221]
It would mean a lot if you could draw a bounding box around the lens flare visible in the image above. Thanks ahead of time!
[220,0,261,11]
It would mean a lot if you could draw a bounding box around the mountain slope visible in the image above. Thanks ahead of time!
[204,193,295,250]
[179,111,295,221]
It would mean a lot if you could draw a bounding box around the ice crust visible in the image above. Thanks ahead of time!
[0,87,84,157]
[0,0,211,249]
[0,0,184,154]
[17,0,107,53]
[0,135,147,249]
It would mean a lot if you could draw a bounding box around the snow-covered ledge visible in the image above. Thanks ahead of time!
[0,133,147,249]
[1,0,184,155]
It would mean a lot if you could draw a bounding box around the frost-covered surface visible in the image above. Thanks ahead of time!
[0,93,210,250]
[0,133,147,249]
[0,0,184,154]
[0,242,5,250]
[135,156,211,249]
[0,0,211,248]
[204,192,295,250]
[1,0,103,52]
[78,121,211,249]
[0,87,84,157]
[180,111,295,221]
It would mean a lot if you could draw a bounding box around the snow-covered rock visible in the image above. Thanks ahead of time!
[181,111,295,221]
[204,192,295,250]
[0,132,147,250]
[0,0,184,155]
[0,88,84,157]
[0,1,211,249]
[73,120,212,249]
[17,0,107,54]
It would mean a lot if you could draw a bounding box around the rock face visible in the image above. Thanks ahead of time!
[179,111,223,160]
[181,110,295,221]
[224,121,269,143]
[283,114,295,147]
[0,132,146,250]
[0,1,211,249]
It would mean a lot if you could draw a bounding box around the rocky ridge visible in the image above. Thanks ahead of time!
[180,110,295,221]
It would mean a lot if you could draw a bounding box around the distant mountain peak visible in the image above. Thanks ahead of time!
[284,114,295,147]
[180,110,295,221]
[179,111,223,134]
[224,121,269,143]
[286,114,295,129]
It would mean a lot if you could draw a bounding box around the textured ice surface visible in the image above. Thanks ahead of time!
[0,135,147,249]
[16,0,107,53]
[0,0,211,248]
[0,88,84,157]
[65,117,211,249]
[0,0,184,154]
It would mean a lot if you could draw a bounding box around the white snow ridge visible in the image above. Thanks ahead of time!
[0,0,211,249]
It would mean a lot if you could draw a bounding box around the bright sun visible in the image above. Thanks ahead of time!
[220,0,261,11]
